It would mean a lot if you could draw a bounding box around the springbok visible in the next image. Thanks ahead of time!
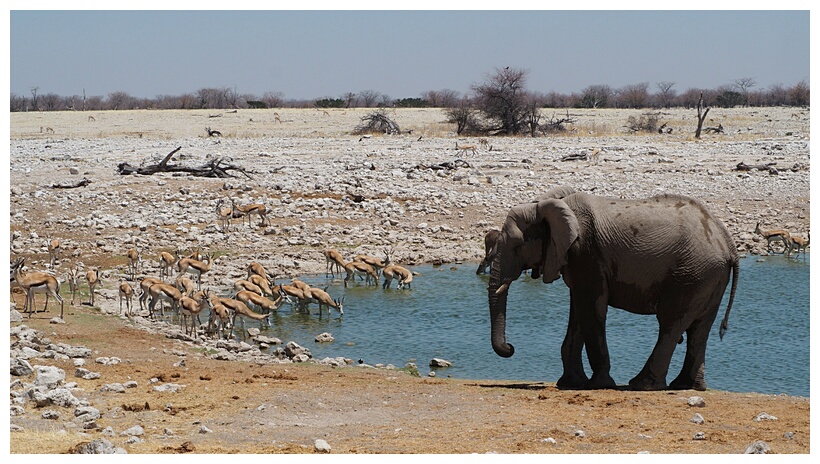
[119,280,135,316]
[86,268,100,306]
[11,257,65,319]
[324,249,348,277]
[177,253,214,290]
[754,222,790,253]
[788,233,810,257]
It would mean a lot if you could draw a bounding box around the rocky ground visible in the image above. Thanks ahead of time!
[7,107,811,454]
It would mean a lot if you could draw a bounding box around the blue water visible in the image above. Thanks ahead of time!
[223,255,810,397]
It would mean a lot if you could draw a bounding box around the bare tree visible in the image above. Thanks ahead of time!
[106,91,135,110]
[618,82,650,108]
[580,84,613,108]
[787,79,810,106]
[732,78,756,106]
[359,90,382,108]
[655,81,676,108]
[343,92,357,108]
[30,86,39,111]
[472,67,530,135]
[445,98,482,135]
[422,89,461,108]
[262,91,285,108]
[695,93,711,139]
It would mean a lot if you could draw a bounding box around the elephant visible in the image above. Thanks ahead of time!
[487,188,739,391]
[477,186,577,275]
[476,229,501,274]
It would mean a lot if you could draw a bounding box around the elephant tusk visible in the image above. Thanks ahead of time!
[494,283,509,295]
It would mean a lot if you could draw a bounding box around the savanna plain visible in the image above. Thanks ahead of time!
[8,107,810,454]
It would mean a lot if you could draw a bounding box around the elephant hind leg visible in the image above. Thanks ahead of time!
[669,314,718,391]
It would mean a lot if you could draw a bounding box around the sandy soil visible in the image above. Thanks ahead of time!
[8,107,811,454]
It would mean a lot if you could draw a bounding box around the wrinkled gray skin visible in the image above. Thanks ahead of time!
[488,188,739,391]
[475,229,501,274]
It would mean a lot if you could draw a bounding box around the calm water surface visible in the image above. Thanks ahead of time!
[215,255,809,397]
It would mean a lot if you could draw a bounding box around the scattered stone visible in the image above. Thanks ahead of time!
[314,439,332,453]
[124,380,138,388]
[34,365,66,389]
[744,440,771,454]
[690,413,705,424]
[101,383,126,393]
[199,425,213,434]
[693,432,706,441]
[120,425,145,437]
[41,409,60,420]
[429,358,452,368]
[75,368,101,380]
[754,412,778,422]
[315,332,334,343]
[70,438,127,454]
[125,436,144,445]
[687,396,706,407]
[574,430,586,438]
[152,383,185,393]
[541,437,557,444]
[10,358,34,376]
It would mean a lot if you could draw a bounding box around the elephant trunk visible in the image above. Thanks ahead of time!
[488,256,514,358]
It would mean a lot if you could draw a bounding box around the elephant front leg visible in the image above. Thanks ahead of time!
[575,293,617,390]
[628,322,682,391]
[556,301,588,389]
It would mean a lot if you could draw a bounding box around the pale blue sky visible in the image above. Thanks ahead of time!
[8,8,811,101]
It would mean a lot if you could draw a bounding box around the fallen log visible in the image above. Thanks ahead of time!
[117,146,252,179]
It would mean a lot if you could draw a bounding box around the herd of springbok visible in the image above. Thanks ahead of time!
[753,222,810,257]
[10,199,418,340]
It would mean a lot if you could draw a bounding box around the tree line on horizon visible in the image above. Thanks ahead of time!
[10,67,809,113]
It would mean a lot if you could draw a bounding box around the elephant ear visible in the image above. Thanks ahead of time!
[536,198,579,283]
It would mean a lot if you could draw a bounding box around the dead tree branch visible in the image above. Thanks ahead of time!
[117,146,252,179]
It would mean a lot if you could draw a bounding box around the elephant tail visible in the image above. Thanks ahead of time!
[718,258,740,340]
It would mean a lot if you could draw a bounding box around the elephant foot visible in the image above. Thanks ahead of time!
[584,372,617,390]
[556,371,589,390]
[669,374,707,391]
[628,373,668,391]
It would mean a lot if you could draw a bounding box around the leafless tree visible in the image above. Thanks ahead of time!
[359,90,382,107]
[422,89,461,107]
[472,67,530,135]
[262,91,285,108]
[106,91,136,110]
[655,81,676,108]
[445,98,482,135]
[732,77,756,106]
[618,82,650,108]
[788,79,810,106]
[343,92,357,108]
[30,87,39,111]
[580,84,613,108]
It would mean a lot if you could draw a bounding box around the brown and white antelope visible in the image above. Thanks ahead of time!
[177,253,213,290]
[86,268,100,307]
[118,280,135,316]
[138,276,162,312]
[290,279,312,293]
[234,290,285,315]
[217,296,271,336]
[788,233,810,257]
[456,142,477,156]
[215,199,233,232]
[354,249,392,277]
[754,222,790,253]
[11,257,65,319]
[159,250,180,281]
[175,275,197,298]
[277,283,311,310]
[46,235,62,266]
[324,249,348,277]
[126,248,141,280]
[343,261,379,287]
[178,289,214,335]
[231,199,270,227]
[246,262,274,285]
[382,264,413,289]
[207,294,233,340]
[147,282,183,319]
[247,273,275,297]
[306,287,344,316]
[66,266,80,306]
[233,278,264,296]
